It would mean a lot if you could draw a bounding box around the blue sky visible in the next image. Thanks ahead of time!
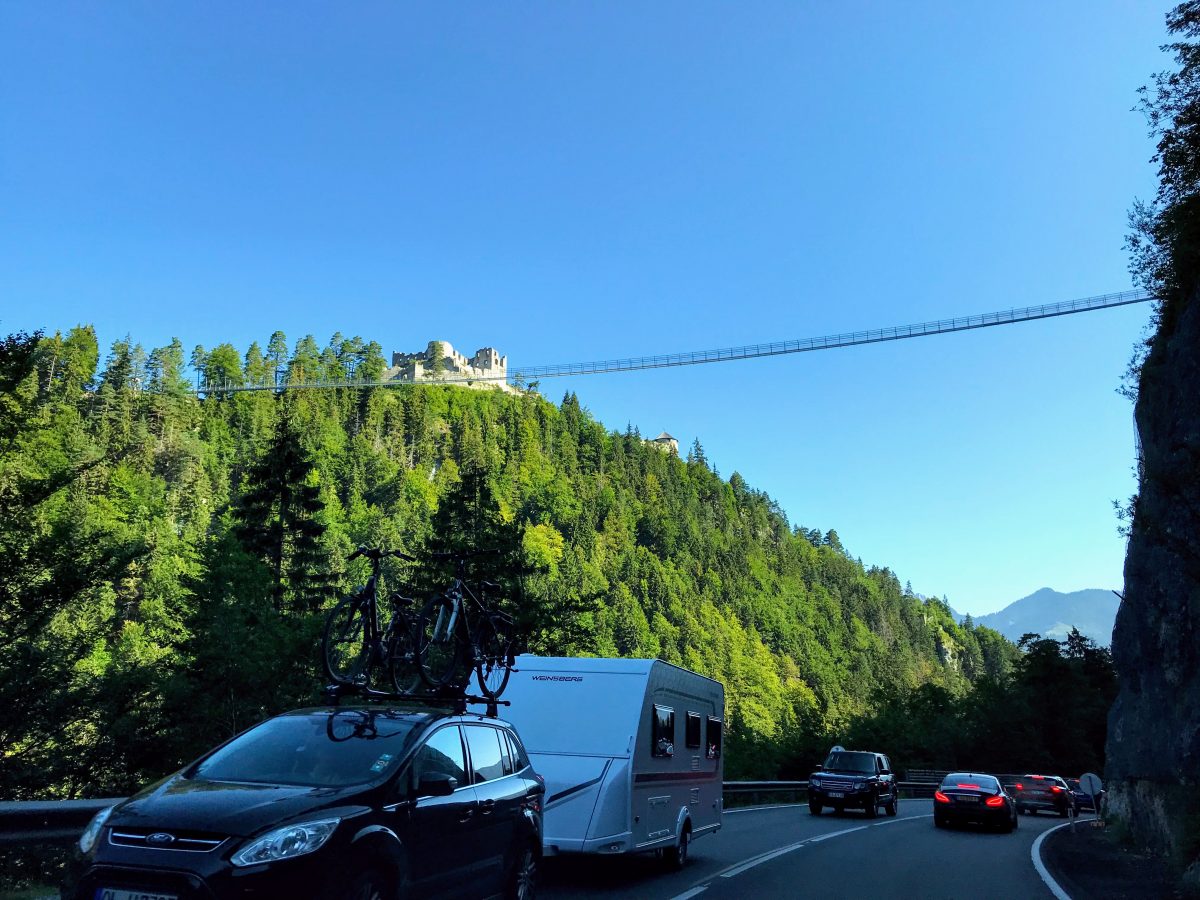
[0,2,1168,615]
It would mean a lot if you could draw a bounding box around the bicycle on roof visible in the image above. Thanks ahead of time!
[322,545,423,693]
[413,547,518,699]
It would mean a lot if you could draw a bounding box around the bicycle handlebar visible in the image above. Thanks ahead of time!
[427,547,504,561]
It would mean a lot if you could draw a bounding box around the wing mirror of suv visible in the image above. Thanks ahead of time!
[814,764,823,771]
[418,773,457,797]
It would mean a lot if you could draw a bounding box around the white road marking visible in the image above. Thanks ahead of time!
[808,824,868,843]
[709,812,932,883]
[667,886,709,900]
[1031,821,1075,900]
[719,838,810,878]
[724,802,809,815]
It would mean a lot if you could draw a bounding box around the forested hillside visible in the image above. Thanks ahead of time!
[2,326,1025,798]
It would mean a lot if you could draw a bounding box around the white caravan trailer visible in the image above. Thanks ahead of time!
[500,656,724,863]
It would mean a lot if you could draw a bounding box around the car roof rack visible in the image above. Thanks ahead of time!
[323,681,511,718]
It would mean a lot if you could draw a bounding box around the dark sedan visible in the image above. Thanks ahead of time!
[1013,774,1075,817]
[65,706,544,900]
[933,773,1018,832]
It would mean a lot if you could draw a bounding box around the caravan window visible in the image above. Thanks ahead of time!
[686,712,702,749]
[652,705,675,758]
[706,717,723,759]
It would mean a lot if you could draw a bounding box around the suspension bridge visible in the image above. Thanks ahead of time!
[198,287,1154,395]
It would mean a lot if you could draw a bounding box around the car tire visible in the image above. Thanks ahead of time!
[885,795,898,817]
[341,867,390,900]
[864,795,878,818]
[934,814,946,828]
[505,842,538,900]
[664,825,690,871]
[809,801,822,815]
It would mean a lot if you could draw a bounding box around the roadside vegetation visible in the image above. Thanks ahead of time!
[0,328,1118,809]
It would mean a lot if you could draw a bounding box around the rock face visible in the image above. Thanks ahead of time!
[1105,289,1200,878]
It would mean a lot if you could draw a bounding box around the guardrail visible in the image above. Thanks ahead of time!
[723,780,938,802]
[0,799,121,846]
[0,782,947,847]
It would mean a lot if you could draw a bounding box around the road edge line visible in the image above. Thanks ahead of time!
[1031,821,1074,900]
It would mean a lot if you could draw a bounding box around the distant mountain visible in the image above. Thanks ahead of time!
[963,588,1120,647]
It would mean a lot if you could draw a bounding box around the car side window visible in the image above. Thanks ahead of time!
[506,732,531,772]
[465,725,506,784]
[412,726,467,791]
[498,729,515,776]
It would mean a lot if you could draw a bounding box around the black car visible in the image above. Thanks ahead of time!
[807,750,898,818]
[1013,774,1075,817]
[933,773,1017,832]
[66,706,544,900]
[1065,777,1102,812]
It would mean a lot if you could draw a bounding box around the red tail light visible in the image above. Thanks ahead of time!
[1032,775,1044,780]
[957,783,981,790]
[1015,783,1024,790]
[934,791,951,804]
[1050,785,1064,794]
[985,795,1005,807]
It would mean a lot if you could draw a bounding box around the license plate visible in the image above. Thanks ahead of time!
[96,889,178,900]
[957,795,980,804]
[827,791,844,798]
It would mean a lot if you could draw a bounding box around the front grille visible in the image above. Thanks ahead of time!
[817,780,859,790]
[110,828,226,852]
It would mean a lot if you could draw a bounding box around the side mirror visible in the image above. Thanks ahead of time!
[418,773,457,797]
[814,764,824,771]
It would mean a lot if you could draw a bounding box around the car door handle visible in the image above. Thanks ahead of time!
[459,806,476,822]
[480,799,496,815]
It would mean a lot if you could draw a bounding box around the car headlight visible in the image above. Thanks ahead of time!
[854,780,866,790]
[231,818,340,867]
[79,806,115,854]
[810,777,821,788]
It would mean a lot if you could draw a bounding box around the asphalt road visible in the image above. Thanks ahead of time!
[542,803,1070,900]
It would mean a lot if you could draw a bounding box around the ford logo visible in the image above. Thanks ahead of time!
[146,832,176,845]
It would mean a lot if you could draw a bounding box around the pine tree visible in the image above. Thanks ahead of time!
[234,417,336,612]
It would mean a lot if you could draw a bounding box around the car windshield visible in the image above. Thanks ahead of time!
[191,711,425,787]
[941,773,1000,791]
[823,751,876,774]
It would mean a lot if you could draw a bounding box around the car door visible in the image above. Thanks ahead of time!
[401,724,483,897]
[463,724,526,890]
[879,755,895,803]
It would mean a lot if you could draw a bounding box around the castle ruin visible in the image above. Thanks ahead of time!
[385,341,515,393]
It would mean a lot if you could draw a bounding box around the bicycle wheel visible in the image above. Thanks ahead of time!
[475,614,515,699]
[414,595,465,689]
[387,609,424,694]
[323,593,370,684]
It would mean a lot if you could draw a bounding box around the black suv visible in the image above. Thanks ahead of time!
[808,749,898,818]
[66,706,544,900]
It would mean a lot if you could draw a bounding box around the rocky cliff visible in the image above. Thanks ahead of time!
[1105,287,1200,882]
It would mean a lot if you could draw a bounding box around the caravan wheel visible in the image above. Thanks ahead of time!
[664,825,690,871]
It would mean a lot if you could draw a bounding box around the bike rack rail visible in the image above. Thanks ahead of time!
[322,681,511,718]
